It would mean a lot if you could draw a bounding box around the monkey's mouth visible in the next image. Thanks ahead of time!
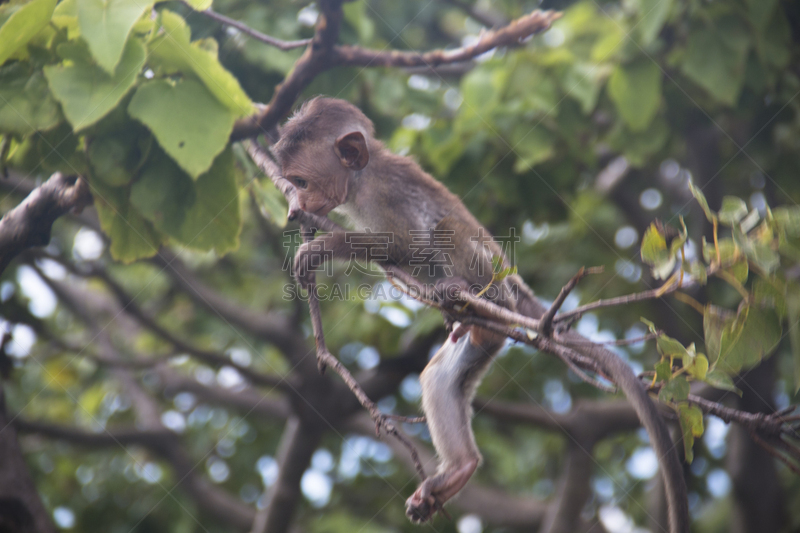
[312,204,334,217]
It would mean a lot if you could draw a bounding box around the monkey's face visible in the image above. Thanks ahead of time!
[282,142,350,217]
[280,131,369,217]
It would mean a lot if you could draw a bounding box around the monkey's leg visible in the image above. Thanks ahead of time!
[406,333,494,523]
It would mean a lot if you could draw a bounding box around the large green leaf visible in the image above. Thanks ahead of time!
[131,148,241,253]
[608,60,661,131]
[0,0,57,67]
[637,0,672,45]
[44,37,145,130]
[0,63,61,134]
[77,0,153,74]
[90,178,164,263]
[88,128,151,186]
[128,78,235,179]
[130,148,196,235]
[512,127,555,173]
[179,148,241,254]
[681,18,750,105]
[147,10,253,117]
[717,304,782,374]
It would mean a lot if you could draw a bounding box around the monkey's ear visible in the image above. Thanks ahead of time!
[334,131,369,170]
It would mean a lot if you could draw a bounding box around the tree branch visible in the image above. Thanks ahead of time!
[0,172,91,274]
[179,0,311,50]
[231,0,345,141]
[250,417,322,533]
[331,10,560,67]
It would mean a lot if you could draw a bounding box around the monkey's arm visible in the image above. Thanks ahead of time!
[293,231,397,288]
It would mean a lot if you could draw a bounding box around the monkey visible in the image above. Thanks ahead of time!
[272,97,516,523]
[272,97,689,532]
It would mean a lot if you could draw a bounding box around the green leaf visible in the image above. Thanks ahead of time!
[753,278,787,320]
[174,148,241,254]
[718,196,748,225]
[733,228,780,274]
[128,78,235,179]
[182,0,211,9]
[655,359,671,382]
[726,259,749,285]
[704,304,729,366]
[0,0,57,67]
[681,18,750,105]
[52,0,79,39]
[131,148,241,253]
[641,222,667,264]
[0,63,61,135]
[90,178,164,263]
[563,62,605,114]
[717,304,782,374]
[88,129,150,186]
[641,222,675,279]
[251,178,288,228]
[659,375,689,404]
[657,334,690,360]
[607,60,661,131]
[688,261,707,285]
[703,369,741,396]
[77,0,152,74]
[147,10,253,117]
[44,37,145,130]
[131,147,196,236]
[637,0,672,45]
[773,206,800,237]
[677,403,703,463]
[688,181,715,222]
[512,128,555,173]
[686,353,708,380]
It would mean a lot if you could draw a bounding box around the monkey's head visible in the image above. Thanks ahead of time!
[274,97,375,219]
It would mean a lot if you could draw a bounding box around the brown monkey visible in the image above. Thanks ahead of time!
[273,98,689,533]
[273,97,515,522]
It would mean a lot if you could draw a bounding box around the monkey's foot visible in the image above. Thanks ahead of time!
[405,491,437,524]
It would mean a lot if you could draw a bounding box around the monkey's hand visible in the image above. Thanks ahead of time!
[433,276,471,308]
[293,240,332,289]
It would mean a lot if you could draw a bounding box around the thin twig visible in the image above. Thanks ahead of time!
[553,281,682,324]
[180,0,311,50]
[686,394,786,437]
[298,223,428,480]
[560,332,659,347]
[460,316,617,393]
[540,267,602,335]
[748,430,800,476]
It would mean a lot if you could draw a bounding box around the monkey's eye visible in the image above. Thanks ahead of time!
[293,177,308,190]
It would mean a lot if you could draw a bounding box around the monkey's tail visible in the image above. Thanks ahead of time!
[509,275,689,533]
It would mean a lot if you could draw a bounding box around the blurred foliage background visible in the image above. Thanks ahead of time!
[1,0,799,532]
